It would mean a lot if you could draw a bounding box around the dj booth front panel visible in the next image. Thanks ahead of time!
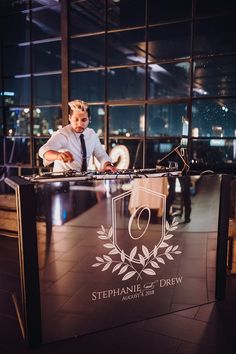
[5,174,230,346]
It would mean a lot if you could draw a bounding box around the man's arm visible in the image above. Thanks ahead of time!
[44,150,74,163]
[93,134,117,172]
[39,130,73,166]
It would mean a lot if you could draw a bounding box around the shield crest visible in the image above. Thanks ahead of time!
[112,186,166,264]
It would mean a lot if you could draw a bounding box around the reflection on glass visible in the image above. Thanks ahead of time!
[148,62,190,98]
[193,57,236,97]
[109,139,143,169]
[146,138,180,167]
[148,0,192,24]
[70,70,105,102]
[33,174,221,343]
[5,107,30,136]
[31,5,61,40]
[70,0,105,35]
[4,77,30,106]
[3,12,30,44]
[33,74,61,105]
[109,105,145,137]
[70,35,105,69]
[148,22,191,61]
[194,16,236,56]
[147,103,188,137]
[5,137,30,164]
[166,175,192,224]
[107,29,146,66]
[192,99,236,137]
[107,0,145,30]
[191,139,235,167]
[32,40,61,73]
[89,105,105,137]
[33,106,62,136]
[4,45,30,76]
[108,66,145,100]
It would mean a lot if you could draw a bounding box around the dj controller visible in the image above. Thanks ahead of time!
[23,166,180,183]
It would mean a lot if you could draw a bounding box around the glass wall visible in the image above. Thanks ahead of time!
[1,0,236,172]
[0,0,61,168]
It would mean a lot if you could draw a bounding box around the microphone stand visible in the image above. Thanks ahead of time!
[157,145,190,173]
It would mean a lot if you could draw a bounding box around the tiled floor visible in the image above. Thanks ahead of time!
[1,175,235,353]
[0,276,236,354]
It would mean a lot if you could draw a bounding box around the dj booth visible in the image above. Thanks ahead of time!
[5,169,230,347]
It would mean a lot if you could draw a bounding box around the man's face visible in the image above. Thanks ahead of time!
[69,111,89,133]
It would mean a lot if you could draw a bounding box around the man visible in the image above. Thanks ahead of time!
[39,99,116,173]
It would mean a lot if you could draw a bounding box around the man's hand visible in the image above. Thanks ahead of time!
[57,151,74,163]
[103,162,117,173]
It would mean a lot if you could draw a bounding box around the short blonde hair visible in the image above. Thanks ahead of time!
[68,99,90,117]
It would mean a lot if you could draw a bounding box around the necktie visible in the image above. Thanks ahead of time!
[80,133,87,172]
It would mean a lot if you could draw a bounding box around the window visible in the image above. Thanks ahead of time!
[0,109,3,136]
[196,0,236,16]
[147,103,189,137]
[4,77,30,106]
[89,105,105,137]
[148,61,190,98]
[5,107,30,136]
[70,70,105,103]
[33,106,62,136]
[107,0,145,30]
[148,22,191,61]
[192,99,236,138]
[3,12,30,45]
[33,73,61,105]
[146,138,181,167]
[148,0,192,23]
[109,105,145,137]
[193,56,236,97]
[70,0,106,35]
[1,0,236,173]
[32,40,61,73]
[70,35,105,69]
[107,29,146,66]
[4,44,30,76]
[191,139,236,168]
[194,16,236,56]
[31,5,61,40]
[108,67,145,100]
[5,137,30,164]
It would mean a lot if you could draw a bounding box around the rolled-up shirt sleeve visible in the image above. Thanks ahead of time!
[93,134,112,167]
[39,131,68,167]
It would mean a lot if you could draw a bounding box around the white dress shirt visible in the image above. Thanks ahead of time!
[39,125,111,172]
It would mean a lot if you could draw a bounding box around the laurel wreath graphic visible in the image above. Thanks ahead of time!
[92,218,181,281]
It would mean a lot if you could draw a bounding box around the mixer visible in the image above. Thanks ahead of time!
[22,166,181,183]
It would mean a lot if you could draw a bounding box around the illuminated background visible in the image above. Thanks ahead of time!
[0,0,236,174]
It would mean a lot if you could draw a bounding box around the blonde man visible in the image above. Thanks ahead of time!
[39,99,116,173]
